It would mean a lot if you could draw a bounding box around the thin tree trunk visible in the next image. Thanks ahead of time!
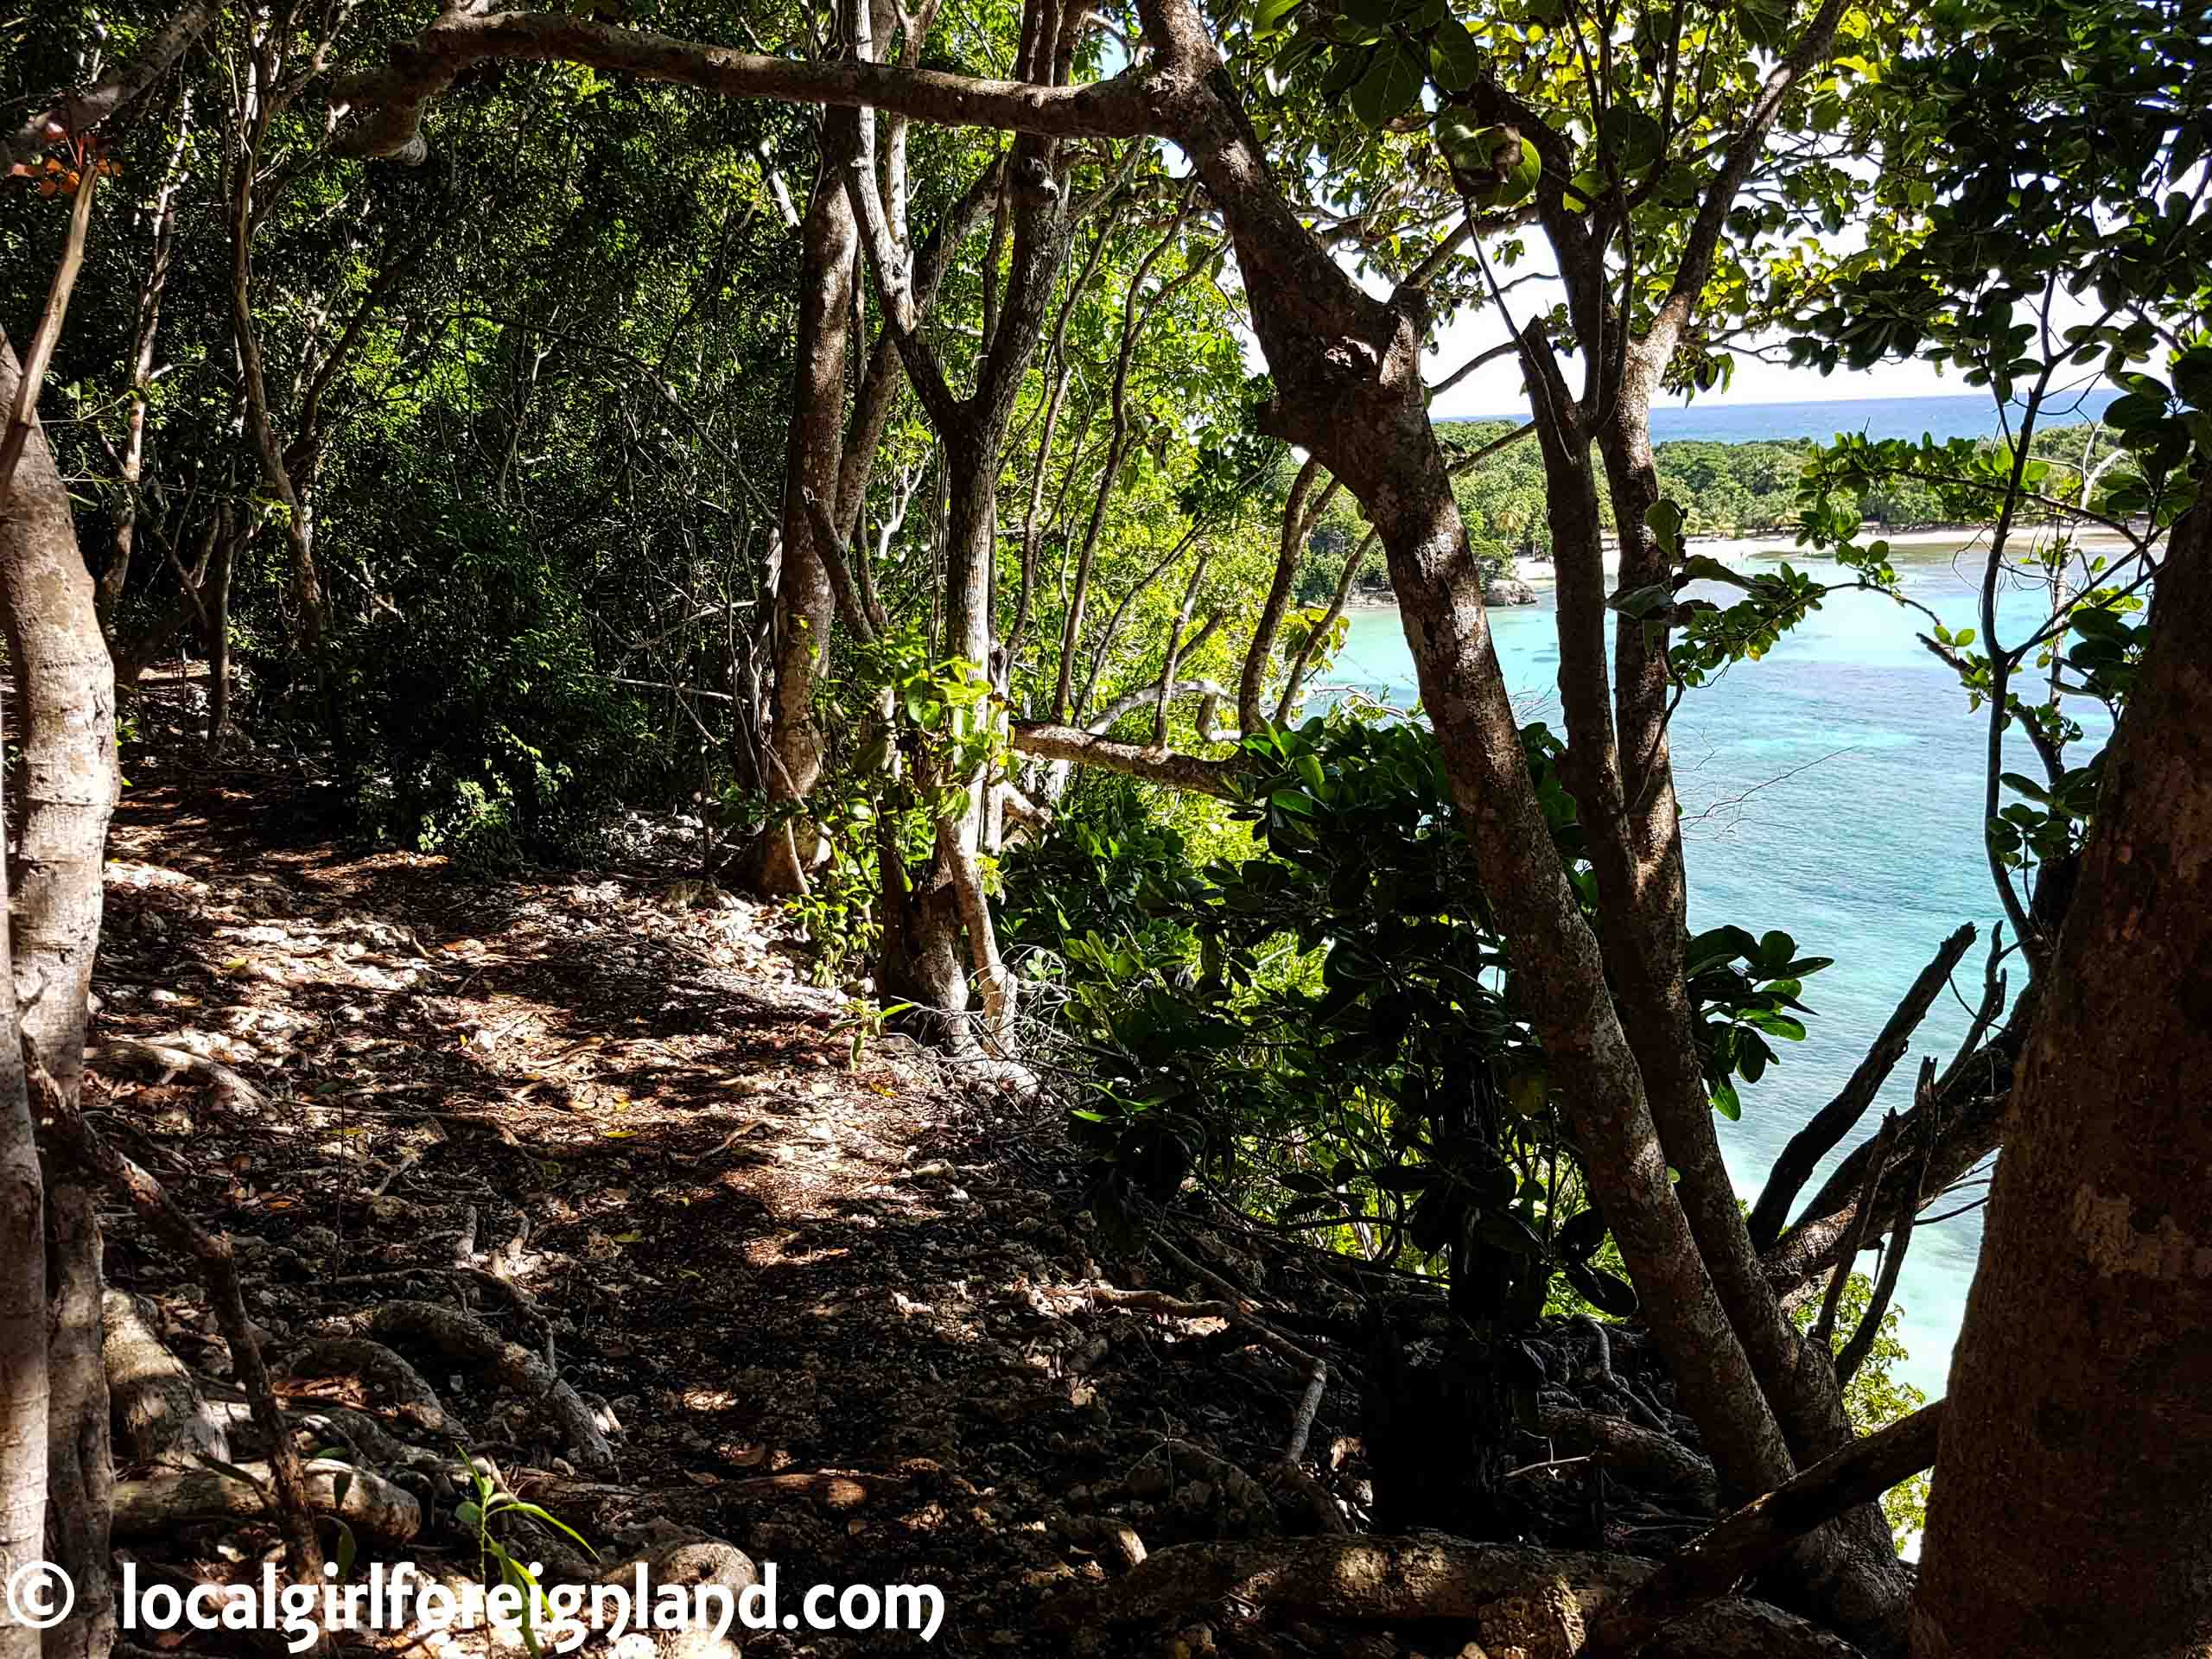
[0,337,118,1659]
[0,706,45,1659]
[97,90,193,633]
[226,58,324,653]
[1912,498,2212,1659]
[203,520,238,750]
[750,107,861,897]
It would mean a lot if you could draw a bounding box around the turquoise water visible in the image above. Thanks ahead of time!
[1326,550,2106,1402]
[1448,389,2121,445]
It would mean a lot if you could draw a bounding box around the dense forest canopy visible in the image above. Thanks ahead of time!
[1,1,2209,1656]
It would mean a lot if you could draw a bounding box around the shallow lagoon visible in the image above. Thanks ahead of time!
[1327,543,2109,1401]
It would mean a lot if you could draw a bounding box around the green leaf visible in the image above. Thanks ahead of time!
[2104,391,2166,429]
[1429,16,1484,89]
[1599,106,1666,172]
[1372,1165,1437,1192]
[1465,135,1543,210]
[1647,498,1684,557]
[1478,1211,1544,1255]
[1254,0,1306,38]
[495,1501,597,1557]
[1564,1258,1640,1317]
[1557,1205,1609,1260]
[1351,41,1427,125]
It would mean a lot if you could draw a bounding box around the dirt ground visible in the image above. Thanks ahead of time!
[88,761,1395,1658]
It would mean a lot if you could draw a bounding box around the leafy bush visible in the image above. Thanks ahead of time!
[324,504,653,870]
[1014,709,1834,1330]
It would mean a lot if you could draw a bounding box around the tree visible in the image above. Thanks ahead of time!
[332,0,1916,1630]
[1914,491,2209,1657]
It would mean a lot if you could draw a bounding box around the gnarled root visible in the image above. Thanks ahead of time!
[1038,1535,1864,1659]
[113,1458,422,1541]
[304,1300,613,1476]
[287,1336,467,1440]
[1536,1406,1717,1511]
[103,1289,231,1470]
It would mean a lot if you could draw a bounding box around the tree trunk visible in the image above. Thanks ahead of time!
[0,335,120,1659]
[202,518,237,750]
[0,706,46,1659]
[1911,498,2212,1659]
[750,110,861,898]
[96,89,192,634]
[1584,385,1896,1591]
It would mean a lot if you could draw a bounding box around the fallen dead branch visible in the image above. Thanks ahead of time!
[304,1300,614,1476]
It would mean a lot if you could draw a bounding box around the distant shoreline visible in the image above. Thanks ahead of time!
[1338,523,2138,606]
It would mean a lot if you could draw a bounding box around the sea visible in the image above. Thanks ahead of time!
[1324,523,2115,1406]
[1449,388,2123,446]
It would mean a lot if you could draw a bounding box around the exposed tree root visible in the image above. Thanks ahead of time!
[1535,1407,1716,1511]
[33,1049,325,1582]
[113,1458,422,1541]
[1591,1402,1942,1656]
[287,1336,467,1440]
[102,1288,231,1470]
[1038,1535,1863,1657]
[86,1037,267,1109]
[304,1300,614,1475]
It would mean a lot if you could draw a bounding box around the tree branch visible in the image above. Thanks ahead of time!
[4,0,219,173]
[330,10,1159,166]
[1008,721,1243,796]
[1834,1061,1936,1389]
[1590,1402,1944,1657]
[1747,922,1974,1252]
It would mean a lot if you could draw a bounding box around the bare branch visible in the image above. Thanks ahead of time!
[1747,923,1974,1252]
[330,10,1159,166]
[1835,1060,1936,1388]
[1009,721,1243,796]
[4,0,219,173]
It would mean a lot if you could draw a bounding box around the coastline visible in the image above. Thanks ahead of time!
[1338,523,2139,606]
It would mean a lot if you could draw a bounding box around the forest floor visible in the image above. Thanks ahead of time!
[86,716,1410,1658]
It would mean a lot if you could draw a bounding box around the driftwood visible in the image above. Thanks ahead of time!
[112,1458,422,1541]
[304,1300,614,1476]
[102,1288,231,1470]
[1038,1535,1863,1658]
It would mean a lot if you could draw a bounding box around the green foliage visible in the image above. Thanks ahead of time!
[327,505,652,872]
[460,1456,596,1656]
[1011,710,1822,1322]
